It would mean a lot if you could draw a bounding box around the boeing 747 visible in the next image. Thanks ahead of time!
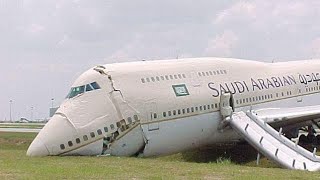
[26,57,320,170]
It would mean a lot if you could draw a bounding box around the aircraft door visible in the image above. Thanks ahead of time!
[297,88,303,103]
[190,72,201,87]
[143,100,159,131]
[219,92,234,119]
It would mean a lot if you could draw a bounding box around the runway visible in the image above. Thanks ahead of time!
[0,128,40,133]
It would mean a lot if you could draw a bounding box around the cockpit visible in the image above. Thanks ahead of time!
[66,82,101,99]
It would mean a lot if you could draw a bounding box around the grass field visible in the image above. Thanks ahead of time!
[0,132,319,179]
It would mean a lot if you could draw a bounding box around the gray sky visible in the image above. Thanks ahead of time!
[1,0,320,121]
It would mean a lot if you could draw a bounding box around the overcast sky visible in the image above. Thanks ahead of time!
[1,0,320,121]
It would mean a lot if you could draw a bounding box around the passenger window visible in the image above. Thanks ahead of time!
[68,141,73,147]
[202,72,205,76]
[116,122,121,128]
[178,109,181,115]
[141,78,146,83]
[60,144,65,150]
[203,105,206,110]
[165,75,169,80]
[161,76,165,80]
[213,71,217,75]
[174,75,178,79]
[127,117,132,123]
[191,107,194,112]
[86,84,93,92]
[156,76,160,81]
[182,74,186,78]
[170,75,173,79]
[163,112,167,117]
[195,107,198,111]
[146,78,150,82]
[200,106,203,111]
[97,129,102,135]
[198,72,202,76]
[182,109,185,114]
[207,105,210,109]
[168,111,172,116]
[216,70,220,75]
[211,104,214,109]
[153,113,157,119]
[76,138,80,144]
[134,115,139,121]
[90,132,95,138]
[206,72,209,76]
[151,77,155,82]
[83,135,88,141]
[104,127,108,132]
[187,108,190,113]
[110,124,115,130]
[91,82,101,90]
[209,71,213,75]
[223,70,227,74]
[220,70,224,74]
[215,104,218,108]
[173,110,176,115]
[178,74,182,79]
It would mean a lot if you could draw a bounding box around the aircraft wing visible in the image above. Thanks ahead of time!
[254,105,320,130]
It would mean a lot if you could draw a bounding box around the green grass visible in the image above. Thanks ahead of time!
[0,132,319,179]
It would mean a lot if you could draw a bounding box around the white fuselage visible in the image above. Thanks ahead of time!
[27,57,320,157]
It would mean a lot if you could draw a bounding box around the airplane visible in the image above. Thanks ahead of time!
[26,57,320,171]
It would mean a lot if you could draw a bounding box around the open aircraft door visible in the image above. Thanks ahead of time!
[220,92,234,119]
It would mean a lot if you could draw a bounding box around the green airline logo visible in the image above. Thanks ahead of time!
[172,84,189,97]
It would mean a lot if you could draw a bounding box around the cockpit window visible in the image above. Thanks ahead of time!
[90,82,101,90]
[68,85,85,98]
[86,84,93,92]
[66,82,101,99]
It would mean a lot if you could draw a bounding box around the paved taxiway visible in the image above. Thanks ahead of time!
[0,128,40,133]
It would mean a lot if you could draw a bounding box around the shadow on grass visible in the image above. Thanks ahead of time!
[181,143,258,164]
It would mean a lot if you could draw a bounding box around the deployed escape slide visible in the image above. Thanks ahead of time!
[228,111,320,171]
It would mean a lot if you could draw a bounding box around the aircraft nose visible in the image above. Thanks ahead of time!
[26,137,49,157]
